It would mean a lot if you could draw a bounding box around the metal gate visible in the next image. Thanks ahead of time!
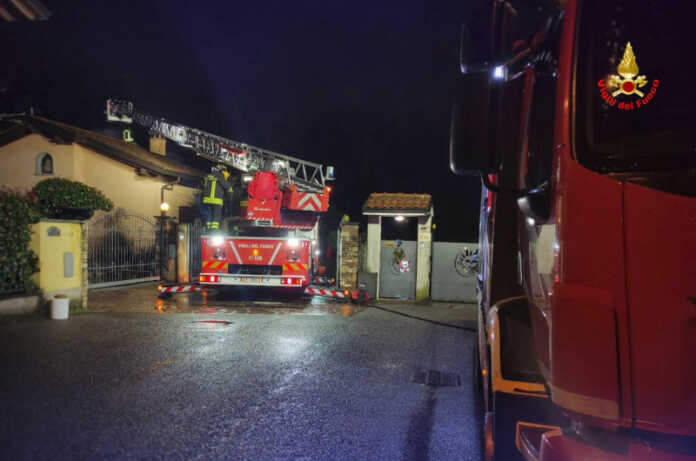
[379,240,417,299]
[88,212,159,287]
[431,242,478,302]
[188,219,203,280]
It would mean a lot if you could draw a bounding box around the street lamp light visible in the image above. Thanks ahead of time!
[160,182,175,215]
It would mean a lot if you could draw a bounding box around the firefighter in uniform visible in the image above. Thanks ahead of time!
[202,164,233,231]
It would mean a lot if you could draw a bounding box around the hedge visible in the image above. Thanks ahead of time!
[0,188,40,296]
[34,178,113,219]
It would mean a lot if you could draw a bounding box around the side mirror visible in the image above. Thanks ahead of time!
[449,73,495,176]
[459,20,493,74]
[517,182,551,222]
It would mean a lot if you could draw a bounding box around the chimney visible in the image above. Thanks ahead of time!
[149,136,166,156]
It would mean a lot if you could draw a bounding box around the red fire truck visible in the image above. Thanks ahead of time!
[106,100,332,290]
[198,230,317,289]
[451,1,695,460]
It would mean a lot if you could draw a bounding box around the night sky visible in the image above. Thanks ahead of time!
[2,0,482,242]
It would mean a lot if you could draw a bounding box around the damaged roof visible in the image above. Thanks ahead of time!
[0,115,206,185]
[362,193,432,214]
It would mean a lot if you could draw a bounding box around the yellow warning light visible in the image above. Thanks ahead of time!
[253,249,259,256]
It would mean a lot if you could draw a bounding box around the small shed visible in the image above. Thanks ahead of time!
[362,193,433,300]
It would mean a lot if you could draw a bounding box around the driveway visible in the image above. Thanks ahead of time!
[1,284,481,460]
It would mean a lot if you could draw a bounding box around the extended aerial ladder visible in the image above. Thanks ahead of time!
[106,99,333,228]
[106,99,333,194]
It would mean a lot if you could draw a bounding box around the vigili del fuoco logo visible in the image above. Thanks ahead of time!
[597,42,659,111]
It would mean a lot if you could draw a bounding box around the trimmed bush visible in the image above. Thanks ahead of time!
[0,188,40,295]
[34,178,113,219]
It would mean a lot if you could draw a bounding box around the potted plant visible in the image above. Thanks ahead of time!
[33,178,113,220]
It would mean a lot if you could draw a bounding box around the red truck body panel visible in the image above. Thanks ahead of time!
[199,236,311,287]
[282,184,331,212]
[532,0,696,438]
[244,172,331,225]
[623,183,696,435]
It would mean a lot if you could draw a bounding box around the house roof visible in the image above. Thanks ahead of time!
[0,115,206,185]
[362,193,432,215]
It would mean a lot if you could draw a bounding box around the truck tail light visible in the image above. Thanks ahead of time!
[199,275,219,283]
[281,277,303,285]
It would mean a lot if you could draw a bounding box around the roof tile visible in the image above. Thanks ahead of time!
[363,193,431,212]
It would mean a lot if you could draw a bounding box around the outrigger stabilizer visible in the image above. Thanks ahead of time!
[158,283,370,303]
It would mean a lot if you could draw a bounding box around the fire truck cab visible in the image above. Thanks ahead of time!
[451,0,696,460]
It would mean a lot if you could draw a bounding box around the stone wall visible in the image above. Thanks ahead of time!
[339,222,359,290]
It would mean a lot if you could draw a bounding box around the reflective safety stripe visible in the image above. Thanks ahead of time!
[283,263,309,271]
[203,177,223,205]
[207,221,219,229]
[202,260,228,270]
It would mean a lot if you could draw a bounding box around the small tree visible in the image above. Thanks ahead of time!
[34,178,113,219]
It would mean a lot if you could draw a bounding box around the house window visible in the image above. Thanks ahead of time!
[36,153,53,175]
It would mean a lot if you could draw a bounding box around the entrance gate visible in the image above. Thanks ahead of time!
[188,219,204,280]
[379,240,417,299]
[88,212,160,287]
[431,242,478,302]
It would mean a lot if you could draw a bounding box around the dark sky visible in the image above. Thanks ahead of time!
[2,0,482,242]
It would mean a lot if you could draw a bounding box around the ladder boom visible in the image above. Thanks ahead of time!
[106,99,329,192]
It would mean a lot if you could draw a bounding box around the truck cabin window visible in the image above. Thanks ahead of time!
[576,0,696,173]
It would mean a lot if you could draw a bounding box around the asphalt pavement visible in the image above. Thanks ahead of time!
[0,286,481,460]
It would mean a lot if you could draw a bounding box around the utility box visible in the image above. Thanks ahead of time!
[30,220,84,309]
[357,271,377,299]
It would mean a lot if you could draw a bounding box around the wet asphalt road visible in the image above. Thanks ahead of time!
[0,291,481,460]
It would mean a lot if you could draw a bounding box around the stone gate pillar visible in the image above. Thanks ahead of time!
[366,215,381,274]
[338,222,359,291]
[416,210,433,300]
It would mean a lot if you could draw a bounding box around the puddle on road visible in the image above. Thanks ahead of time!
[187,319,234,330]
[156,295,365,317]
[194,320,233,325]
